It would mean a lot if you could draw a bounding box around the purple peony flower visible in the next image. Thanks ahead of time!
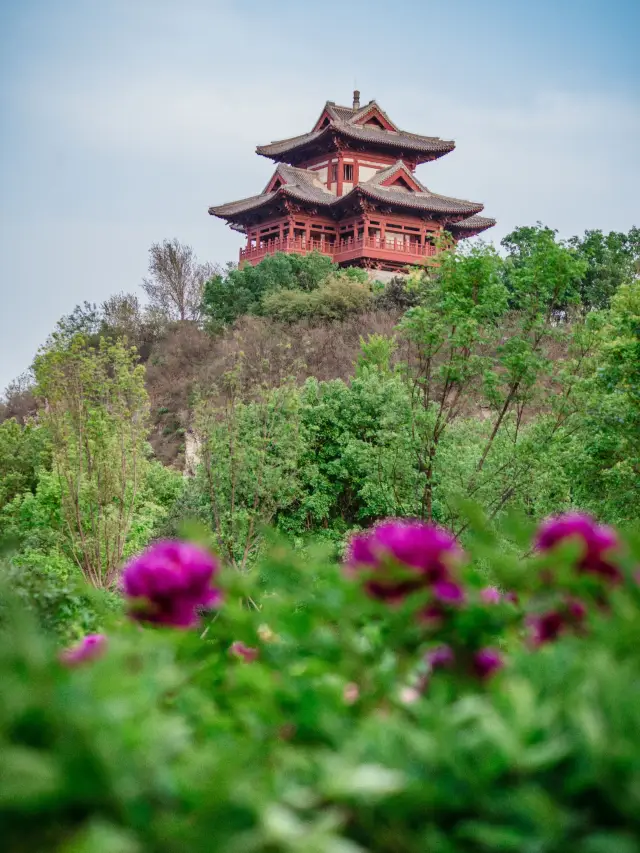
[346,520,462,603]
[535,512,622,583]
[473,647,504,680]
[528,610,565,646]
[122,540,222,628]
[432,579,466,606]
[230,641,259,662]
[480,586,502,604]
[425,644,455,670]
[59,634,107,667]
[566,597,588,624]
[418,601,447,627]
[529,596,588,646]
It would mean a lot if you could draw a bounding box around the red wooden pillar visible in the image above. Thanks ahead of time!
[337,152,344,197]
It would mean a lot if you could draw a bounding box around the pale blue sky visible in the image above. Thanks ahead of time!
[1,0,639,388]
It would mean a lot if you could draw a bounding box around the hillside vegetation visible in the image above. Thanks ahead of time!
[1,223,640,852]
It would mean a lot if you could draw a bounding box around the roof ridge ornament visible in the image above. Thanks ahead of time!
[353,89,360,110]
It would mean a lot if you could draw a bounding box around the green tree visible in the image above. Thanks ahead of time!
[201,251,338,327]
[33,337,150,588]
[398,242,508,521]
[395,236,592,528]
[285,372,414,539]
[194,359,303,571]
[504,223,639,312]
[0,418,50,513]
[561,280,640,523]
[569,226,640,311]
[501,223,586,314]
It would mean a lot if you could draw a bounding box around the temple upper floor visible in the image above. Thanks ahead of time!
[256,92,456,169]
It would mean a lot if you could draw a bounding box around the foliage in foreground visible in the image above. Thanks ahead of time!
[1,511,640,853]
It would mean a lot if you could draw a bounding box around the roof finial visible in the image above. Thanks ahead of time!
[353,89,361,110]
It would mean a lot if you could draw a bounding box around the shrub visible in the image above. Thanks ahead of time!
[201,251,338,327]
[1,550,119,643]
[0,418,50,513]
[373,275,421,311]
[262,275,372,323]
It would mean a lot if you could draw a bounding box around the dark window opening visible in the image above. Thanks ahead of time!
[330,164,338,182]
[343,164,354,181]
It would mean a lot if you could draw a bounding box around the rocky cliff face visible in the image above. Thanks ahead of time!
[183,428,201,478]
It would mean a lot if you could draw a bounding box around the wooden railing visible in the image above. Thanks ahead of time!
[333,236,436,260]
[239,235,437,265]
[239,237,333,263]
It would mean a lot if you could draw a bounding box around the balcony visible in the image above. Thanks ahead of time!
[333,235,436,265]
[239,237,333,266]
[239,235,436,268]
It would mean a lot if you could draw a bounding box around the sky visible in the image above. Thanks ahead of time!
[1,0,639,389]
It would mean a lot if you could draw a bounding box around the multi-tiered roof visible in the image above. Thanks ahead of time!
[255,99,456,165]
[210,94,495,270]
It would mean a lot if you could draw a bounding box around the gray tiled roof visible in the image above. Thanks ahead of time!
[326,102,357,122]
[350,100,398,130]
[358,160,483,214]
[257,123,454,159]
[357,183,483,215]
[209,192,277,218]
[365,160,429,191]
[210,162,486,221]
[209,163,333,218]
[447,214,496,234]
[262,163,333,196]
[257,99,454,161]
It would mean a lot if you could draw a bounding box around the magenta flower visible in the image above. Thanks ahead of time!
[566,597,588,623]
[432,579,465,606]
[529,597,588,646]
[346,520,462,603]
[480,586,502,604]
[230,641,259,662]
[59,634,107,667]
[535,512,621,583]
[419,602,446,627]
[425,644,455,670]
[528,610,565,646]
[122,540,222,628]
[473,647,504,680]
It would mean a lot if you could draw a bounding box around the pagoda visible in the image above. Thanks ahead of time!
[209,92,495,272]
